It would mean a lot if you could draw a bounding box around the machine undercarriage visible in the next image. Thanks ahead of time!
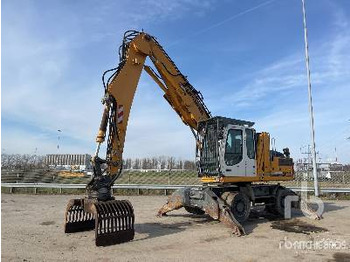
[158,184,321,236]
[64,183,321,246]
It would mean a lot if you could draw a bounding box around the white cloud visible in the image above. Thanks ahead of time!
[2,0,212,159]
[2,0,349,164]
[250,37,350,162]
[195,5,350,164]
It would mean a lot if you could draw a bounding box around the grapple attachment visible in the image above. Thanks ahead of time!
[64,198,135,246]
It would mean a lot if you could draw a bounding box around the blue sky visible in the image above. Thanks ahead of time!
[2,0,350,163]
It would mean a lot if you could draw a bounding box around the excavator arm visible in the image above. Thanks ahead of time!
[87,30,211,198]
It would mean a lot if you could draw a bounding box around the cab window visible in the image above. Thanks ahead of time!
[225,129,243,166]
[246,129,255,159]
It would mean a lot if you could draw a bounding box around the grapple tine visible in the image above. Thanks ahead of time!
[110,202,117,233]
[101,203,108,234]
[95,200,135,246]
[121,201,129,230]
[129,201,135,231]
[126,200,135,231]
[64,199,95,233]
[123,200,134,231]
[121,201,130,230]
[120,203,128,230]
[111,202,118,232]
[98,203,105,234]
[116,201,123,231]
[105,202,112,233]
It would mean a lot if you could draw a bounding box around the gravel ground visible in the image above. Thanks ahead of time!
[2,194,350,262]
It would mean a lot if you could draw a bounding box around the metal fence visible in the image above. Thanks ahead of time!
[1,169,350,193]
[2,183,350,195]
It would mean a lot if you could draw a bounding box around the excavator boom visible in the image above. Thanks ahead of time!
[92,31,211,191]
[65,30,213,246]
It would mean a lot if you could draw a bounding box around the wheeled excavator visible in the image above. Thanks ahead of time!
[64,30,320,246]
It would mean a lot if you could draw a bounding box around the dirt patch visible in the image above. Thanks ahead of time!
[271,218,327,234]
[328,252,350,262]
[202,236,223,242]
[40,221,55,226]
[253,235,268,239]
[2,194,349,262]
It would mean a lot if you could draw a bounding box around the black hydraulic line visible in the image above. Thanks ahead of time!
[146,64,164,81]
[160,61,182,77]
[102,67,118,91]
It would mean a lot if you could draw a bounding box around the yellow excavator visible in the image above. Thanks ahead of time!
[64,30,319,246]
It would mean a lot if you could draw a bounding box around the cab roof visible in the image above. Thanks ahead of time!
[198,116,255,130]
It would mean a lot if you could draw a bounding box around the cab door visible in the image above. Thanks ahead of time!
[244,128,256,177]
[220,125,245,177]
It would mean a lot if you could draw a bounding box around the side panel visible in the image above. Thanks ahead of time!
[256,132,271,177]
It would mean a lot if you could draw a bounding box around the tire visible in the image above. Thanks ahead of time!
[264,203,278,215]
[275,188,296,217]
[184,206,205,215]
[223,192,251,223]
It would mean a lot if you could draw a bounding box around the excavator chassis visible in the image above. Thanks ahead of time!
[158,184,321,235]
[64,198,135,246]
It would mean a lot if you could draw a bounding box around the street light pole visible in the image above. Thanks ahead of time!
[301,0,319,196]
[57,129,62,152]
[56,129,62,167]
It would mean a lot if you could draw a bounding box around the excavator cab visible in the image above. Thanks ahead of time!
[198,116,256,178]
[198,116,294,183]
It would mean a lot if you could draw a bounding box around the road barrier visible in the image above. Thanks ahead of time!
[2,183,350,195]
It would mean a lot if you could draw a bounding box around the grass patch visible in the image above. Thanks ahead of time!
[320,193,350,200]
[1,187,176,196]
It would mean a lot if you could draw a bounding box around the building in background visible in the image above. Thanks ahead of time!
[45,154,92,171]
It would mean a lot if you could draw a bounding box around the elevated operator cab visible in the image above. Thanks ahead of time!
[198,116,294,183]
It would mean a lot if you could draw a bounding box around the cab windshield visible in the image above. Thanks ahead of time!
[225,129,243,166]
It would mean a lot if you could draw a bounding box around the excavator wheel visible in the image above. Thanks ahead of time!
[264,203,279,216]
[222,192,251,223]
[184,206,205,215]
[64,198,135,246]
[265,187,296,217]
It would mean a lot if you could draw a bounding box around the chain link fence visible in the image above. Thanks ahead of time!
[1,169,350,188]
